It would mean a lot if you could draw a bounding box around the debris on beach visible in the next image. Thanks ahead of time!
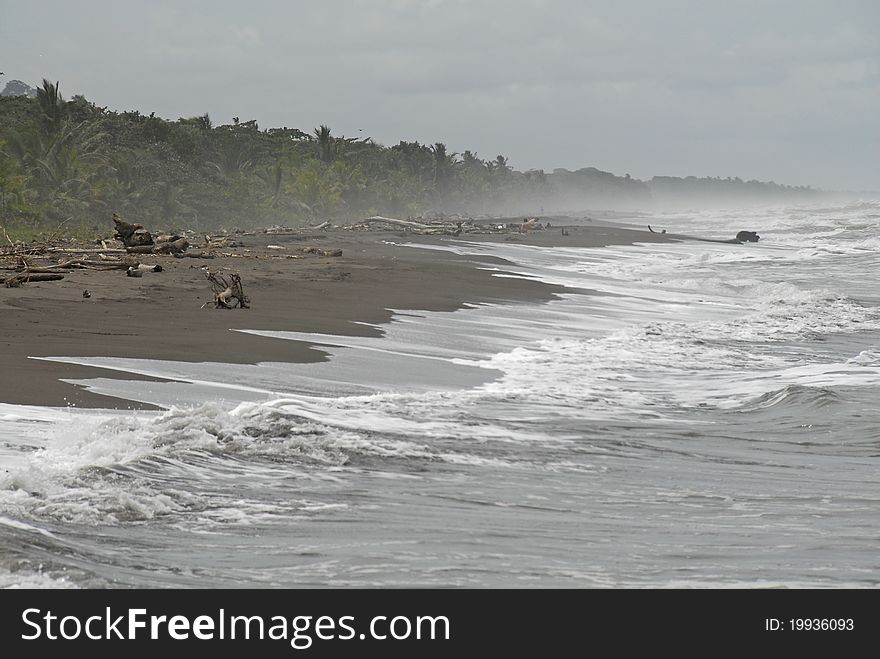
[112,213,154,247]
[0,213,184,288]
[203,270,249,309]
[335,214,549,236]
[0,245,165,286]
[301,246,343,257]
[113,213,190,255]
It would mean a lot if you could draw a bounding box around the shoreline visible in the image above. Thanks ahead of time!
[0,224,675,409]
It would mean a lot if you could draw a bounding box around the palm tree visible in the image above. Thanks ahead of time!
[206,139,254,179]
[430,142,456,197]
[95,149,143,214]
[290,162,340,219]
[258,159,284,208]
[488,154,510,175]
[313,125,333,163]
[155,181,189,224]
[36,79,65,133]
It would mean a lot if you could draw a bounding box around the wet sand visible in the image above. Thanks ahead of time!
[0,224,674,408]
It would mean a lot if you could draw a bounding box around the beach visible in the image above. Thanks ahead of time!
[3,201,880,589]
[0,223,672,409]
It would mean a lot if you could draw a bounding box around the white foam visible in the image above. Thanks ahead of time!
[0,567,78,589]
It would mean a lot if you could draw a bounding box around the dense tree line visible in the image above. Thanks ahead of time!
[0,80,826,237]
[0,80,548,235]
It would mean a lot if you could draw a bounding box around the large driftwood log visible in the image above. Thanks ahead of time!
[4,273,65,287]
[1,247,129,257]
[173,250,215,259]
[152,237,189,254]
[126,237,189,255]
[364,216,431,230]
[11,258,139,272]
[125,245,157,254]
[8,266,71,274]
[113,213,154,247]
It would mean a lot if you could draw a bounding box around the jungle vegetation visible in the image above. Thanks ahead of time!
[0,79,824,237]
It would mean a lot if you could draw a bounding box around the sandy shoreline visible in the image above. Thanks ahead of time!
[0,223,674,409]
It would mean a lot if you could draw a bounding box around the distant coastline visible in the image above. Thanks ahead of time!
[0,79,854,243]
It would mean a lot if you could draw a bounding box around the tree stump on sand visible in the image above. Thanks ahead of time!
[113,213,154,247]
[204,271,249,309]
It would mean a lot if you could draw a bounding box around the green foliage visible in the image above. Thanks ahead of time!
[313,125,334,164]
[0,81,825,237]
[36,79,65,134]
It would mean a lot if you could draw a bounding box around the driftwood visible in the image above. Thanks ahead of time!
[4,272,65,287]
[112,213,189,254]
[364,216,431,230]
[173,250,215,259]
[152,237,189,254]
[203,235,238,249]
[300,247,342,257]
[48,247,127,254]
[126,237,189,255]
[204,271,249,309]
[125,245,157,254]
[7,265,71,274]
[125,263,163,277]
[5,257,142,272]
[353,215,477,236]
[135,263,163,273]
[113,213,154,247]
[1,247,128,256]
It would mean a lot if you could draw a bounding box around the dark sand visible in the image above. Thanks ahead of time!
[0,224,675,408]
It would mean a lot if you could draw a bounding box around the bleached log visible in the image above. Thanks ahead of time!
[364,216,431,230]
[216,287,233,306]
[21,247,128,255]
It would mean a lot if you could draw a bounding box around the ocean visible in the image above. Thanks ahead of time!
[2,200,879,588]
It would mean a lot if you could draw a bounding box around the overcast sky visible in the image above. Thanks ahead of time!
[2,0,878,190]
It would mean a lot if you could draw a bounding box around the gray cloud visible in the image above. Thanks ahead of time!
[2,0,877,190]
